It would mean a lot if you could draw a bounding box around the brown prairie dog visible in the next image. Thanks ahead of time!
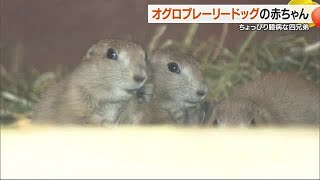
[32,39,148,126]
[208,73,320,127]
[138,48,209,125]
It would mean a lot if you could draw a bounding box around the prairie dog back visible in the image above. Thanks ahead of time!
[209,73,320,127]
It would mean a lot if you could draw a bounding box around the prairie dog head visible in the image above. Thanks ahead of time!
[209,97,270,127]
[80,39,147,101]
[149,49,208,107]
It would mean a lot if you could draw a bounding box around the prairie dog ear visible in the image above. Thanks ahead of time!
[146,53,152,64]
[147,53,156,65]
[82,44,97,61]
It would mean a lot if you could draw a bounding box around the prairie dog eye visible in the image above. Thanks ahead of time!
[167,62,180,73]
[106,48,118,60]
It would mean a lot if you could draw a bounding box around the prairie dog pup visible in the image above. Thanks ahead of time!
[143,49,209,125]
[33,39,147,125]
[208,73,320,127]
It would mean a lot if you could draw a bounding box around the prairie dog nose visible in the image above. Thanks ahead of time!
[196,90,207,97]
[133,75,146,83]
[196,83,208,98]
[133,65,147,83]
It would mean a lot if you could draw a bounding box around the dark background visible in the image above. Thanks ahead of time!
[1,0,319,72]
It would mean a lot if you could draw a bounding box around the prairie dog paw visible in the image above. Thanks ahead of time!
[136,83,154,103]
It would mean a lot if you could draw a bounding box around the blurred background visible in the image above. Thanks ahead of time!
[0,0,319,122]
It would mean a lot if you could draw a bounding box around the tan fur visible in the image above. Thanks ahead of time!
[133,48,209,125]
[32,39,147,125]
[208,73,320,127]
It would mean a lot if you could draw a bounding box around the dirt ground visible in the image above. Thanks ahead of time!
[1,124,319,179]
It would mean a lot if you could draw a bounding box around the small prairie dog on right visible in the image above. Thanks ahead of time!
[208,73,320,127]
